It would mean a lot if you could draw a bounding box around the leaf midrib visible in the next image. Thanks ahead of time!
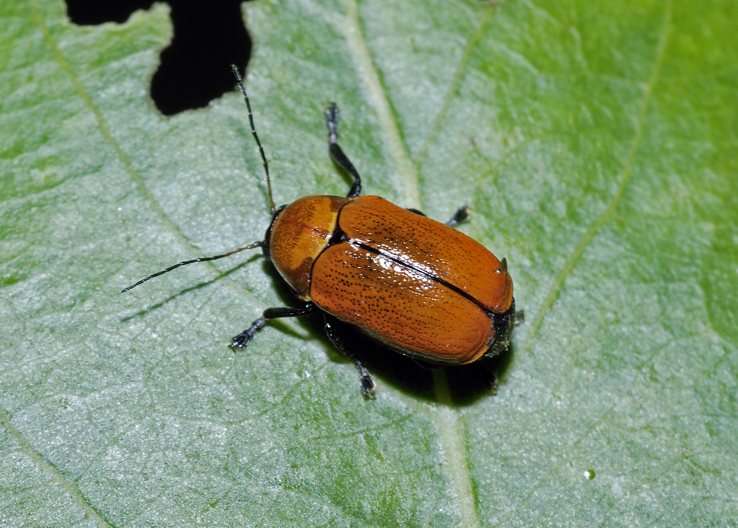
[343,0,489,525]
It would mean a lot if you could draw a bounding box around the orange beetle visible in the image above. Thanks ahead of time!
[123,67,515,395]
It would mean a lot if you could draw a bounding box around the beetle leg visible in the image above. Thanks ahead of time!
[445,205,470,228]
[323,314,376,396]
[325,103,362,198]
[230,302,316,349]
[407,206,468,227]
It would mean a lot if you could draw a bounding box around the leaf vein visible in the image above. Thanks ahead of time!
[0,403,113,527]
[344,0,420,207]
[517,0,673,362]
[414,3,497,170]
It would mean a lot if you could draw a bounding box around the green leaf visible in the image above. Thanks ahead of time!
[2,0,737,526]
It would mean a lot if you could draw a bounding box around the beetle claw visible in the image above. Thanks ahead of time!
[229,336,249,349]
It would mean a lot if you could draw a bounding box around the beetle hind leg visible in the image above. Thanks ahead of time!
[230,303,316,349]
[325,103,362,198]
[323,314,376,396]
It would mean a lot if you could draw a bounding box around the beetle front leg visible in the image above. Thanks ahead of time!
[230,303,316,349]
[323,314,376,396]
[325,103,362,198]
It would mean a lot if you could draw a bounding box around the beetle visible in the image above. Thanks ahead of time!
[123,66,516,395]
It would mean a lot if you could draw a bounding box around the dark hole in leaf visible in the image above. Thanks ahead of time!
[65,0,253,115]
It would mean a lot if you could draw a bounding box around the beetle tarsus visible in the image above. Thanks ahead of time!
[325,103,339,144]
[356,361,376,397]
[446,205,470,227]
[230,317,266,348]
[325,103,362,198]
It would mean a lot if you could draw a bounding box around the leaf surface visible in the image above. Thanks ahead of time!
[1,0,737,526]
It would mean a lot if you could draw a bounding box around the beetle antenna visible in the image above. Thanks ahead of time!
[121,241,263,293]
[231,65,276,215]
